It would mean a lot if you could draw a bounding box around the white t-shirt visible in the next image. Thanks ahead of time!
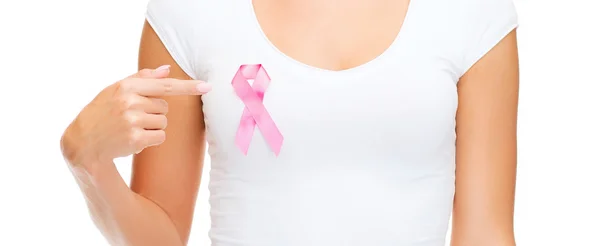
[145,0,518,245]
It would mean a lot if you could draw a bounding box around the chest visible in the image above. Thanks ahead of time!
[194,0,461,157]
[201,59,457,158]
[251,0,411,71]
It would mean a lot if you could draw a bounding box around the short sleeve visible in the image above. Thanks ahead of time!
[459,0,519,76]
[145,0,197,79]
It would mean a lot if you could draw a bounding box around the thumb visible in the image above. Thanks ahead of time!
[129,65,171,79]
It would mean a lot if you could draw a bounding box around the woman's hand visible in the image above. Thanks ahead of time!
[60,65,211,170]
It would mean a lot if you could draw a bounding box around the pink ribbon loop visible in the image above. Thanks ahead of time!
[232,64,283,156]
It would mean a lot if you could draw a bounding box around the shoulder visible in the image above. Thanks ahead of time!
[145,0,234,19]
[406,0,518,78]
[455,0,519,39]
[144,0,223,78]
[456,0,517,26]
[144,0,240,40]
[454,0,519,76]
[145,0,209,24]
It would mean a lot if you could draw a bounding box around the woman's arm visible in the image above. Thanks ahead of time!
[451,29,519,246]
[62,21,205,246]
[130,21,207,244]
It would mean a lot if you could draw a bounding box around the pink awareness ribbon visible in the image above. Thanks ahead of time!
[232,64,283,156]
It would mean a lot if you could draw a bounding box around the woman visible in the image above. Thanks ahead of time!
[60,0,519,245]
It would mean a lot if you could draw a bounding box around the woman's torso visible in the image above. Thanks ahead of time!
[145,0,517,245]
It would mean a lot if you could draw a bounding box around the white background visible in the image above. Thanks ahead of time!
[0,0,599,245]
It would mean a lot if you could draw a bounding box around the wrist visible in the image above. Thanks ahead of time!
[60,120,103,170]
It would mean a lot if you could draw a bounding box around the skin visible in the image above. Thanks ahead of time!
[60,26,209,245]
[452,29,519,246]
[61,0,518,245]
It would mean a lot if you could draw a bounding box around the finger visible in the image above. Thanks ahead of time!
[142,130,166,148]
[133,130,166,154]
[128,96,169,114]
[140,113,168,130]
[127,65,171,79]
[121,95,168,114]
[125,111,167,130]
[146,98,169,114]
[128,78,212,97]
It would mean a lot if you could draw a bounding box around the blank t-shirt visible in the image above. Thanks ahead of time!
[145,0,518,245]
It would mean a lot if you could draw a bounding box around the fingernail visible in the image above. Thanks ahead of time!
[196,83,212,93]
[154,65,170,72]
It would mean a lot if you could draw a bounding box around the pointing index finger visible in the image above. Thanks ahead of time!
[131,78,212,96]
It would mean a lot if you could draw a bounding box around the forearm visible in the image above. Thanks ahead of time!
[62,135,183,246]
[71,161,183,246]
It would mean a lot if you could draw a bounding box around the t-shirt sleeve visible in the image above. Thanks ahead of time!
[145,0,197,79]
[459,0,519,76]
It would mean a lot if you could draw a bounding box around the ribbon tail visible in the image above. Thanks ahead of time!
[261,126,284,156]
[235,107,256,155]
